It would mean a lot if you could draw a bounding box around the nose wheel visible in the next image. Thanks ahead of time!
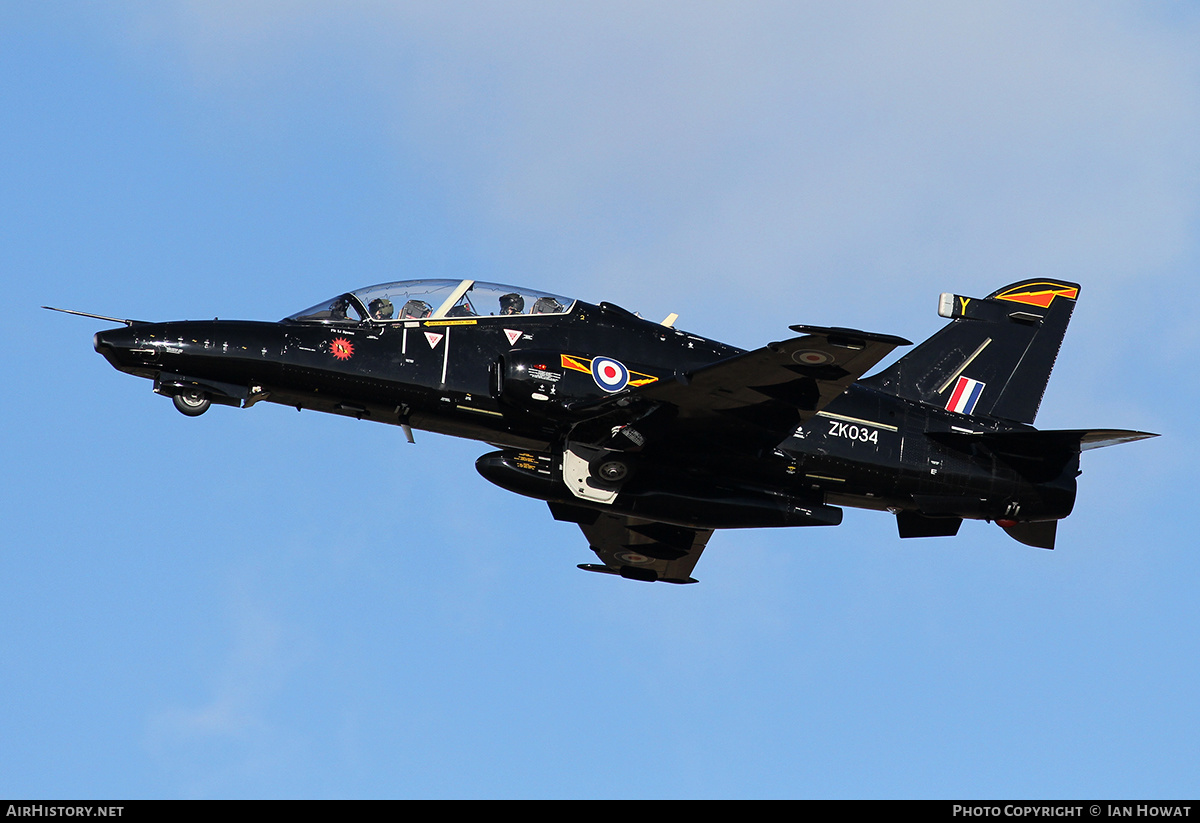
[172,390,211,417]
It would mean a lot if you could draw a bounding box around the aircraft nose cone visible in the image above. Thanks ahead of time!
[94,329,113,353]
[93,326,141,369]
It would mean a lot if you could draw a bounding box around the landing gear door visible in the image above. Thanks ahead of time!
[562,443,623,504]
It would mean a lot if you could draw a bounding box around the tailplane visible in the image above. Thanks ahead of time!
[862,279,1080,424]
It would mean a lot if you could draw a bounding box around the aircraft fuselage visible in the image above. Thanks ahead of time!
[93,299,1076,535]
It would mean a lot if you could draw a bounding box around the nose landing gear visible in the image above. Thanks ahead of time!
[155,373,247,416]
[172,390,211,417]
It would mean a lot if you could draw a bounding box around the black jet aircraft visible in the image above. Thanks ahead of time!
[52,277,1155,583]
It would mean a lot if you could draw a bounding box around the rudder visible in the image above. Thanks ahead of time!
[861,279,1079,425]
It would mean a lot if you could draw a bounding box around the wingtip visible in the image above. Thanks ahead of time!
[787,324,913,347]
[576,564,698,584]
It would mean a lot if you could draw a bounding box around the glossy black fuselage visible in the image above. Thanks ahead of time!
[93,298,1076,531]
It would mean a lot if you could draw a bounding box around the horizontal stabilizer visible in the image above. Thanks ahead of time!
[1078,429,1160,451]
[930,428,1158,454]
[928,427,1155,485]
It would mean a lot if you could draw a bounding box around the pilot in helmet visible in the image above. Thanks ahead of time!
[499,293,525,315]
[369,297,394,320]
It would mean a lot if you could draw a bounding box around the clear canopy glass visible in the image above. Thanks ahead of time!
[286,279,575,324]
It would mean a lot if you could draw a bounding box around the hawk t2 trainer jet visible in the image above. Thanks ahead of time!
[55,277,1155,583]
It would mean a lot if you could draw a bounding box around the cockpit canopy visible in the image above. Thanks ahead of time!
[285,279,576,324]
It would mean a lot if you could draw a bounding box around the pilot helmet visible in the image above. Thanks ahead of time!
[369,297,394,320]
[499,293,525,315]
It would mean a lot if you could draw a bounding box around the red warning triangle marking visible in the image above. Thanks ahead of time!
[504,329,522,346]
[424,331,443,348]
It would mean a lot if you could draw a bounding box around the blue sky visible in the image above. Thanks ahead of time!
[2,1,1199,798]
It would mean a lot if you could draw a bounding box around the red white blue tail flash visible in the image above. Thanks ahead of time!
[946,376,985,415]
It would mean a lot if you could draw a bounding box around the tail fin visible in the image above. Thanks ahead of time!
[861,279,1079,424]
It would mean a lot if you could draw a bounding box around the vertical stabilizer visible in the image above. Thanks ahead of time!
[861,280,1079,425]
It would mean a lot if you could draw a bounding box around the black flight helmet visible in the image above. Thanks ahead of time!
[499,293,525,315]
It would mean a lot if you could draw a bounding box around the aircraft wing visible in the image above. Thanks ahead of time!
[573,325,910,451]
[570,510,712,584]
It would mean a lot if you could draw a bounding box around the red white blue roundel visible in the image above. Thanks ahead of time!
[591,356,630,392]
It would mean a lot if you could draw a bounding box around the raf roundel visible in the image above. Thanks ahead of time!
[793,349,834,366]
[591,356,630,392]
